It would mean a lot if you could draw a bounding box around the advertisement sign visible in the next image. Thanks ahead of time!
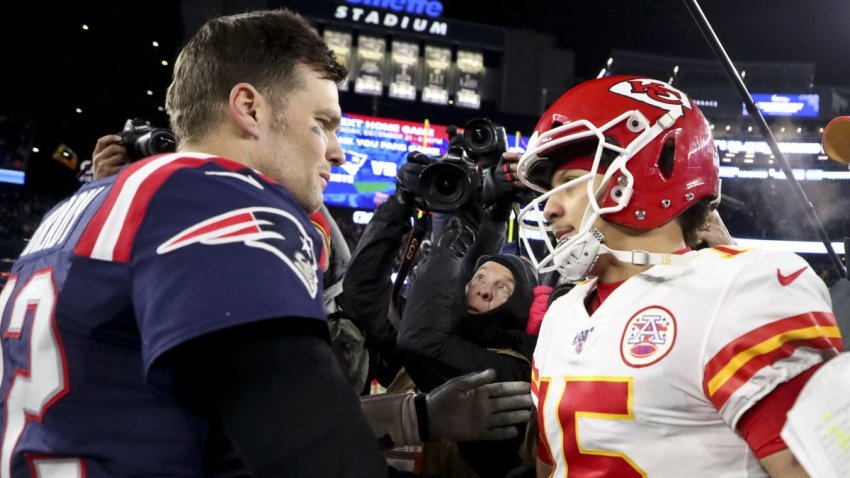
[269,0,506,49]
[744,94,820,118]
[0,117,30,185]
[389,40,419,101]
[354,35,386,95]
[326,113,451,208]
[325,114,531,209]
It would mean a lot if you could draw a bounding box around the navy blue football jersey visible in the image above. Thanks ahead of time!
[0,153,326,476]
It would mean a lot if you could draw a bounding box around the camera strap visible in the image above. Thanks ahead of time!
[388,214,430,329]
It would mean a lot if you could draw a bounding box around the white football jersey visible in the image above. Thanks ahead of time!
[532,246,841,477]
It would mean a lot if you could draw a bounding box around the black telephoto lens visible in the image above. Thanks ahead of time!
[468,126,492,148]
[152,132,177,155]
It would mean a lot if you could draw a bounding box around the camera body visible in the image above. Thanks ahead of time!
[416,118,508,212]
[118,118,177,161]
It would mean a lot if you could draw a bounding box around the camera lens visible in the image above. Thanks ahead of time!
[433,174,459,198]
[463,119,496,155]
[151,131,177,154]
[466,126,493,149]
[134,130,177,158]
[420,162,470,211]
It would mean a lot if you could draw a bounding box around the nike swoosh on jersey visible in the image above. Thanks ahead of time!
[777,266,808,286]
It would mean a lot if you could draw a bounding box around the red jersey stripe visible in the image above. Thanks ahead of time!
[711,245,748,257]
[112,157,210,261]
[309,211,331,272]
[75,154,251,262]
[703,311,840,409]
[707,334,840,411]
[75,155,158,258]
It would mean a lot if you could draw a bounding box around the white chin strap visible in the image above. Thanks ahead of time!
[552,228,695,282]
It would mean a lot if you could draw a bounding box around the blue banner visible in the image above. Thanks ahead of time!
[744,94,820,117]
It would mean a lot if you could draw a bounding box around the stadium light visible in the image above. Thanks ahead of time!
[32,147,39,153]
[161,60,169,66]
[82,24,89,31]
[152,41,159,47]
[75,108,82,114]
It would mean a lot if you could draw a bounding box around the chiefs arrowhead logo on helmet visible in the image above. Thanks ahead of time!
[157,207,319,298]
[610,78,693,118]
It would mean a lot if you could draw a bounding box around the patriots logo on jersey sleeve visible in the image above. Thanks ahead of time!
[156,207,319,298]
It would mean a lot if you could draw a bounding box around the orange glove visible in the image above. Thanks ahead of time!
[527,285,553,334]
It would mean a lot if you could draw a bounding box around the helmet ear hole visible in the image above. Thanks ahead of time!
[658,138,676,180]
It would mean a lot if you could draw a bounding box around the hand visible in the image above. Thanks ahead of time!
[699,209,735,248]
[396,152,430,208]
[527,285,553,334]
[481,152,525,207]
[436,216,477,256]
[92,134,130,180]
[426,369,532,442]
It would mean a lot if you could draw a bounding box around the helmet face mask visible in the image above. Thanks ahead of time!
[517,75,720,280]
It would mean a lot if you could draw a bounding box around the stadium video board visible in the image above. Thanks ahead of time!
[0,117,29,185]
[744,93,820,118]
[324,113,529,209]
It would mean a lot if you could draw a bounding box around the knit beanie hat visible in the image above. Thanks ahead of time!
[473,254,538,320]
[455,254,539,357]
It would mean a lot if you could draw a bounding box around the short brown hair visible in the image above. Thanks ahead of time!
[676,197,714,248]
[166,9,347,144]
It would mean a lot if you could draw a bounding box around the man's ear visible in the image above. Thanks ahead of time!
[228,83,263,139]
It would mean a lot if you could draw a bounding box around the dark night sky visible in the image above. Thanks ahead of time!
[447,0,850,86]
[2,0,849,194]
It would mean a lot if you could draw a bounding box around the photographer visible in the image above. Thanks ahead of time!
[343,125,526,389]
[344,124,537,477]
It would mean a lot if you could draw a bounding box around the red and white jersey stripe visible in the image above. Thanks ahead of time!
[74,153,248,262]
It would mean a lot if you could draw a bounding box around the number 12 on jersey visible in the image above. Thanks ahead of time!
[537,376,646,477]
[0,270,82,478]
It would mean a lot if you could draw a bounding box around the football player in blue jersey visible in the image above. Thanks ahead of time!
[0,8,373,477]
[0,8,534,477]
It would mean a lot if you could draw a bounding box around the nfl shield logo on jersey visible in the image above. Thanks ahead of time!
[572,327,594,354]
[620,306,677,368]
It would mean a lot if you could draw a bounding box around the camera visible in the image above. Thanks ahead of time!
[461,118,508,168]
[118,118,176,161]
[416,118,508,212]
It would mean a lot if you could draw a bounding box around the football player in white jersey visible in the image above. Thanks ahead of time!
[515,75,842,478]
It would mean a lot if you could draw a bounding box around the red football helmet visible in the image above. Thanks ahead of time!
[516,75,720,278]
